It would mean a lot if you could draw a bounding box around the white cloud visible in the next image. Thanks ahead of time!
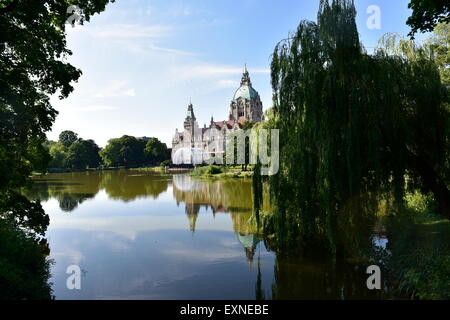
[216,79,239,88]
[66,104,118,112]
[68,24,172,39]
[94,80,136,98]
[147,44,197,56]
[173,64,270,81]
[89,24,173,39]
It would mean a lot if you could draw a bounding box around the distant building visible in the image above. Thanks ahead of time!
[172,66,263,163]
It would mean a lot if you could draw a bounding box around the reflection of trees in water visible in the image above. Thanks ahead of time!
[261,196,394,300]
[24,170,171,212]
[269,255,390,300]
[24,172,101,212]
[99,170,170,201]
[0,191,52,299]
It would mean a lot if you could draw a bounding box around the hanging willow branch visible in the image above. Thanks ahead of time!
[258,0,450,255]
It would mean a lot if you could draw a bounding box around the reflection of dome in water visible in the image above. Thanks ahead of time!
[172,147,205,165]
[172,174,204,192]
[237,233,259,262]
[237,233,258,249]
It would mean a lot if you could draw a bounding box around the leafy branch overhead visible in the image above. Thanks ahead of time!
[407,0,449,37]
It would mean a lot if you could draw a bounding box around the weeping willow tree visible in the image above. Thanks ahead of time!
[258,0,450,255]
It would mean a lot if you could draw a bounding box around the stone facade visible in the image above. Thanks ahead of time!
[172,67,263,164]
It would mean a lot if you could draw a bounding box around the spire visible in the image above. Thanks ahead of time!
[186,101,196,120]
[241,64,252,86]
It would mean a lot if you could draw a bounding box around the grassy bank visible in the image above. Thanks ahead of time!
[190,165,253,179]
[32,166,166,175]
[385,192,450,299]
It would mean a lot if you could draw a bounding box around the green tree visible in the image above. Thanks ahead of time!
[258,0,450,254]
[0,0,113,299]
[407,0,450,37]
[48,142,67,168]
[65,139,101,170]
[58,130,79,149]
[100,135,146,168]
[144,137,169,165]
[426,22,450,85]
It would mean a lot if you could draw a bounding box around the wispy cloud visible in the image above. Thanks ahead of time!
[66,104,119,112]
[216,79,239,88]
[70,23,196,56]
[94,80,136,98]
[68,24,172,39]
[147,44,197,56]
[173,64,270,81]
[89,24,173,39]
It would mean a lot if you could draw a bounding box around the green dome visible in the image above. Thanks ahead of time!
[233,85,258,101]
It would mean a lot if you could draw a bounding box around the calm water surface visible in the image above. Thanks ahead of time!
[27,170,385,300]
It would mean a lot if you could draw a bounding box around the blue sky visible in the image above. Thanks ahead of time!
[48,0,420,147]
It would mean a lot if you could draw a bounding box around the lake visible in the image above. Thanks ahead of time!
[26,170,387,299]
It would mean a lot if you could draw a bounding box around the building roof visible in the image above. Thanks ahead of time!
[232,66,259,101]
[213,118,247,130]
[233,85,259,101]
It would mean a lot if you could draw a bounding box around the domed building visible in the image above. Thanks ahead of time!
[172,66,263,164]
[228,66,263,123]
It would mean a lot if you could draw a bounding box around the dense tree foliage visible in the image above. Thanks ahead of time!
[426,23,450,85]
[65,139,101,170]
[58,130,79,149]
[48,142,67,168]
[256,0,450,255]
[100,136,146,168]
[0,220,52,300]
[0,0,113,299]
[100,136,170,168]
[407,0,450,37]
[144,137,169,165]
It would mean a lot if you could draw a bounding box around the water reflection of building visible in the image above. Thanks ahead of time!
[172,174,261,261]
[236,233,261,262]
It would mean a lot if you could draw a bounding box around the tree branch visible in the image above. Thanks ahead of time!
[0,0,19,15]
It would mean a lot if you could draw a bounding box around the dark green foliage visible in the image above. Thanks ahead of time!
[0,188,51,299]
[252,162,262,225]
[160,159,172,167]
[0,190,49,236]
[0,0,114,191]
[100,135,147,168]
[260,0,450,255]
[144,137,170,165]
[191,165,224,176]
[407,0,450,37]
[1,0,113,299]
[65,139,101,170]
[384,198,450,299]
[58,130,79,149]
[426,23,450,85]
[0,220,52,300]
[100,136,170,168]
